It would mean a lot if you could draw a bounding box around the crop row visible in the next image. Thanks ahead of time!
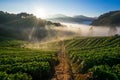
[0,40,58,80]
[65,36,120,80]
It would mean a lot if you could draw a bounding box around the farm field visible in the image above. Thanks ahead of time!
[65,36,120,80]
[0,38,59,80]
[0,36,120,80]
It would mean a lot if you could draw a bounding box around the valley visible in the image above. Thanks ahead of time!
[0,8,120,80]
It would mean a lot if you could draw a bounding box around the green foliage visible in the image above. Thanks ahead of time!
[89,65,119,80]
[0,40,58,80]
[0,11,62,40]
[0,72,32,80]
[65,36,120,79]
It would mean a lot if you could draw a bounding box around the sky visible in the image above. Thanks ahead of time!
[0,0,120,18]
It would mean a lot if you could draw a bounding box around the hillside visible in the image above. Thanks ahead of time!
[91,10,120,26]
[0,36,120,80]
[1,10,120,80]
[64,36,120,80]
[0,38,60,80]
[0,11,61,41]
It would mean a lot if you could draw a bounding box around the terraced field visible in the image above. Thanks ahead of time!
[0,39,59,80]
[0,36,120,80]
[65,36,120,80]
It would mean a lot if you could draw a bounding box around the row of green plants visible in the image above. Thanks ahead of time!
[65,36,120,50]
[65,36,120,80]
[0,72,32,80]
[0,40,58,80]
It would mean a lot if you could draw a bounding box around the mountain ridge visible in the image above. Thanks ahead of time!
[91,10,120,27]
[47,14,95,25]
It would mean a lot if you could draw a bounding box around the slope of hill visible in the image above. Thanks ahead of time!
[47,14,95,25]
[0,11,61,41]
[0,37,60,80]
[91,10,120,26]
[64,36,120,80]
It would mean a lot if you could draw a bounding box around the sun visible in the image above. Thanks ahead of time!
[34,8,47,19]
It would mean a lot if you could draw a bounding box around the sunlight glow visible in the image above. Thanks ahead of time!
[34,8,47,19]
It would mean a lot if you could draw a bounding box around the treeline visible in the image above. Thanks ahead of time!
[0,11,61,41]
[0,11,33,24]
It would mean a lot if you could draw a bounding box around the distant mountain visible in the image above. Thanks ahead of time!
[91,10,120,26]
[73,15,92,19]
[47,14,95,25]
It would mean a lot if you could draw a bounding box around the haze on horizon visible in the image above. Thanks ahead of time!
[0,0,120,19]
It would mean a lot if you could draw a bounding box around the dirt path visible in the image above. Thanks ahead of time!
[51,41,73,80]
[51,41,92,80]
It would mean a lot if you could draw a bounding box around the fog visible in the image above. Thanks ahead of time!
[62,23,120,37]
[24,23,120,49]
